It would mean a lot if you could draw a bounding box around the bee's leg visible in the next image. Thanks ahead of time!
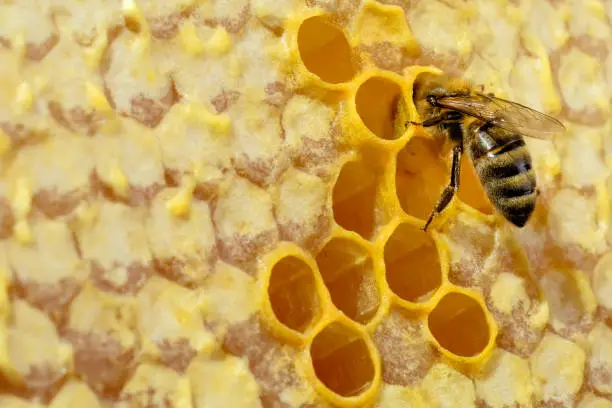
[407,111,463,128]
[422,143,463,231]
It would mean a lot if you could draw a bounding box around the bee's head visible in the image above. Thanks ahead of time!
[426,95,438,106]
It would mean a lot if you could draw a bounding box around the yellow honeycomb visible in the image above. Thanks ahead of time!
[0,0,611,407]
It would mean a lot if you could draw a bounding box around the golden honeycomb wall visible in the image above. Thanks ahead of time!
[0,0,612,407]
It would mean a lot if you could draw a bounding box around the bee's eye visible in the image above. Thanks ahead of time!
[426,95,437,106]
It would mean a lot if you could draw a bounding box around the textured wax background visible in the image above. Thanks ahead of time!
[0,0,612,407]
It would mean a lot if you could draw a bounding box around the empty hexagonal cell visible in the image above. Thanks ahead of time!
[355,76,407,140]
[267,256,321,333]
[316,238,380,324]
[309,321,376,398]
[332,157,386,240]
[395,136,448,223]
[457,154,494,215]
[383,222,442,304]
[297,16,357,84]
[427,291,492,358]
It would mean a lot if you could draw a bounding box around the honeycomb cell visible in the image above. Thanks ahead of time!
[355,76,406,140]
[137,277,216,371]
[530,332,586,406]
[383,222,442,305]
[73,201,153,294]
[373,309,435,386]
[422,363,476,407]
[395,136,448,224]
[6,219,89,320]
[9,133,93,219]
[65,283,139,395]
[6,299,73,396]
[267,255,320,334]
[456,154,494,215]
[475,349,534,408]
[587,323,612,395]
[332,155,387,240]
[297,16,357,84]
[188,355,262,408]
[49,380,101,408]
[275,168,331,250]
[309,321,377,399]
[592,251,612,311]
[118,363,191,408]
[316,237,380,324]
[578,393,612,408]
[427,291,493,358]
[539,267,597,337]
[223,316,319,407]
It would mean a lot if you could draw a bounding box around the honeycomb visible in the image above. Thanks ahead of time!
[0,0,611,407]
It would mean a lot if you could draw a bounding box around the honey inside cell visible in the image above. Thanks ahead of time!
[267,256,320,333]
[428,292,491,357]
[310,322,375,397]
[383,222,442,303]
[297,16,357,84]
[457,154,494,214]
[395,136,448,221]
[316,238,380,324]
[355,76,405,140]
[332,159,381,240]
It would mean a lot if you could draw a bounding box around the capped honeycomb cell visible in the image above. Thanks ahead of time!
[316,237,380,324]
[6,219,89,321]
[578,393,612,408]
[8,132,93,219]
[136,277,216,371]
[587,323,612,395]
[373,309,436,386]
[475,349,534,408]
[266,255,321,334]
[118,363,191,408]
[145,188,217,287]
[222,316,319,407]
[395,136,449,225]
[421,363,476,407]
[49,380,102,408]
[592,251,612,311]
[539,267,597,337]
[188,355,262,408]
[530,332,586,406]
[309,321,378,400]
[383,221,443,306]
[355,75,406,141]
[5,299,73,396]
[297,16,357,84]
[65,283,139,395]
[332,154,389,240]
[427,290,494,359]
[73,201,153,294]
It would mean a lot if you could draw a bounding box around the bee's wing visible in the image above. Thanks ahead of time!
[436,93,565,140]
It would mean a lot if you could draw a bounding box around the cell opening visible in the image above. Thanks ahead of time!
[383,223,442,303]
[332,160,381,240]
[355,76,405,140]
[427,292,491,357]
[268,256,320,333]
[395,136,448,221]
[457,155,494,214]
[310,322,375,397]
[316,238,380,324]
[297,16,357,84]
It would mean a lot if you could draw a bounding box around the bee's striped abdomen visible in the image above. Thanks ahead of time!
[468,125,536,227]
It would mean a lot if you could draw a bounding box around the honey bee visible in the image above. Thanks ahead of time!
[408,74,566,231]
